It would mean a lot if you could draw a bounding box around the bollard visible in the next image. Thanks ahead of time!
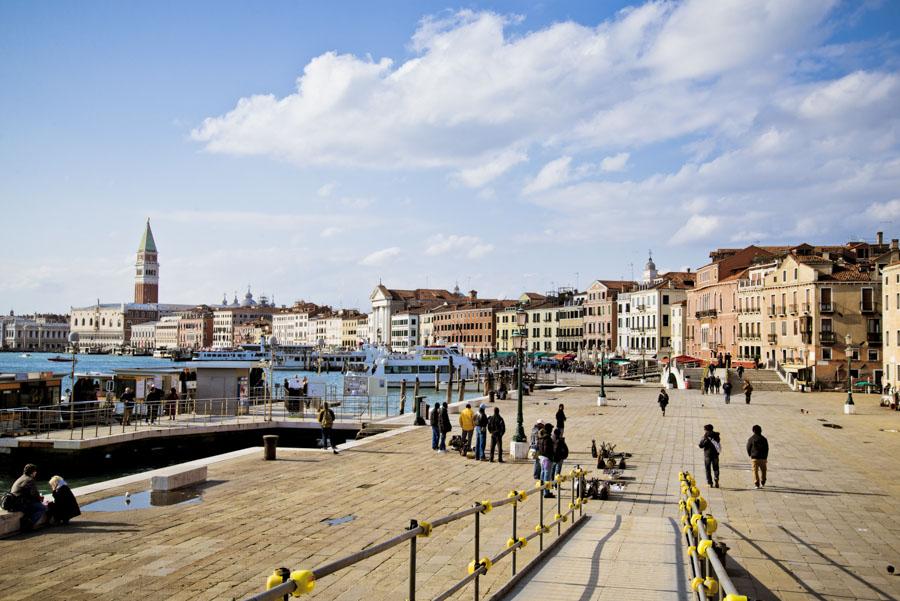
[263,434,279,460]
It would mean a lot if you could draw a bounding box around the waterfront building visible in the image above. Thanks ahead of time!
[736,262,777,363]
[557,291,585,354]
[759,243,891,387]
[390,308,425,352]
[69,302,192,351]
[883,261,900,394]
[340,311,368,349]
[211,289,277,348]
[233,317,272,346]
[177,306,215,350]
[0,314,70,352]
[134,219,160,304]
[684,246,775,362]
[272,301,327,346]
[429,294,515,357]
[369,286,462,345]
[155,315,181,350]
[616,291,633,356]
[131,321,158,350]
[621,272,694,362]
[495,293,543,353]
[584,280,633,355]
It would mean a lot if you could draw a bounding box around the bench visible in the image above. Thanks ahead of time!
[0,509,50,538]
[150,465,207,492]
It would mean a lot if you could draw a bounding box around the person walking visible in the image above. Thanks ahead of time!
[555,404,566,436]
[725,352,732,368]
[657,388,669,416]
[743,379,754,404]
[438,402,452,452]
[487,407,506,463]
[458,403,475,456]
[120,387,135,426]
[538,423,555,497]
[317,401,339,454]
[746,425,769,489]
[430,404,441,451]
[723,380,732,404]
[714,376,721,394]
[698,424,721,487]
[552,428,569,478]
[474,404,488,461]
[165,387,179,420]
[737,365,744,380]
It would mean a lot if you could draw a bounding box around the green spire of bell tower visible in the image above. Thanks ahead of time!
[138,218,157,253]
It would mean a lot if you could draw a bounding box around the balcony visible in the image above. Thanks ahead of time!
[695,309,718,319]
[867,331,882,346]
[788,304,798,315]
[767,306,777,317]
[801,302,811,313]
[767,334,778,344]
[777,306,787,317]
[820,303,833,313]
[819,331,836,345]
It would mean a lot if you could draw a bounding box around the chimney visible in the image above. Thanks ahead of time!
[892,239,899,250]
[877,231,884,245]
[469,290,477,300]
[686,267,691,273]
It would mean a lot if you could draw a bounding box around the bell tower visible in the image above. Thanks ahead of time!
[135,219,159,304]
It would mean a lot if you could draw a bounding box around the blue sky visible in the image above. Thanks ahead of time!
[2,0,899,314]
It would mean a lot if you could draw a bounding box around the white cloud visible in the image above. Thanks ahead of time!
[600,152,630,172]
[670,215,721,245]
[865,199,900,221]
[523,157,572,194]
[360,247,401,266]
[426,234,494,259]
[317,183,336,197]
[457,149,527,188]
[320,227,341,238]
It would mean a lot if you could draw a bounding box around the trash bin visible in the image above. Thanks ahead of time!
[263,434,279,460]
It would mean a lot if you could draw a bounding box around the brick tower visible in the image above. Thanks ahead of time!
[134,219,159,304]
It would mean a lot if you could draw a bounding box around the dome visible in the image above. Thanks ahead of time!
[230,293,240,307]
[241,287,257,307]
[645,254,656,271]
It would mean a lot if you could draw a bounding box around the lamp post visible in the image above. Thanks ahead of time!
[509,308,529,460]
[844,333,855,413]
[67,332,79,431]
[597,344,607,406]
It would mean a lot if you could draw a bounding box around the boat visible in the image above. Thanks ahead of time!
[367,345,475,387]
[19,353,31,358]
[47,356,71,363]
[193,344,271,362]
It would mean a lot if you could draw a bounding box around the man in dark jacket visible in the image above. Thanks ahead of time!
[555,404,566,435]
[746,425,769,489]
[698,424,721,487]
[11,464,45,529]
[657,388,669,416]
[120,387,135,426]
[145,385,162,424]
[537,424,555,497]
[487,407,505,463]
[430,404,441,451]
[438,402,452,453]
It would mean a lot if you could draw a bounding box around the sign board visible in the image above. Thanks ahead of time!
[136,379,145,398]
[105,380,115,392]
[186,381,197,390]
[343,374,368,397]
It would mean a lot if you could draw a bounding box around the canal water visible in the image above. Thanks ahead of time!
[0,352,483,492]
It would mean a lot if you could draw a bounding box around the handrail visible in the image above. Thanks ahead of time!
[677,472,744,601]
[245,468,591,601]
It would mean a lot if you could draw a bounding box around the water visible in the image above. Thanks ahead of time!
[81,488,203,512]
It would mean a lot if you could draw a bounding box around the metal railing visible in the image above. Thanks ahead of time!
[678,472,743,601]
[0,390,419,440]
[246,468,591,601]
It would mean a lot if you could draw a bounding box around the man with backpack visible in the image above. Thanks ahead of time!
[9,464,45,529]
[698,424,721,488]
[552,428,569,478]
[317,402,339,454]
[487,407,506,463]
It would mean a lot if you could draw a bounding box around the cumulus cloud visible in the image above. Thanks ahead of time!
[670,215,722,244]
[865,199,900,220]
[523,157,572,194]
[359,247,401,266]
[457,149,527,188]
[426,234,494,259]
[600,152,630,172]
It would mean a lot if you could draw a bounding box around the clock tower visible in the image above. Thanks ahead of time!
[135,219,159,304]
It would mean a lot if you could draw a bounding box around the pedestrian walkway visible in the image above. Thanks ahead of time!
[502,514,685,601]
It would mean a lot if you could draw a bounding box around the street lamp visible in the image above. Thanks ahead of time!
[509,308,528,460]
[844,333,855,413]
[67,332,79,431]
[598,343,608,405]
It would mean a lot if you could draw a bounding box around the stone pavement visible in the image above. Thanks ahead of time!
[1,378,899,601]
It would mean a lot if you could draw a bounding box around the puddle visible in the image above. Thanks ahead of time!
[322,515,355,526]
[822,423,843,429]
[82,489,203,512]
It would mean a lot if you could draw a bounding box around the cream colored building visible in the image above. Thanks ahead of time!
[883,262,900,394]
[670,302,686,356]
[155,315,181,350]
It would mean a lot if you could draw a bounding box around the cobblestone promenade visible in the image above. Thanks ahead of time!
[1,380,898,601]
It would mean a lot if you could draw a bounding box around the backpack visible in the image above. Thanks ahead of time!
[1,492,22,513]
[711,439,722,455]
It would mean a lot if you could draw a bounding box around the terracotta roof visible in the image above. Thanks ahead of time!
[823,265,877,282]
[387,288,460,301]
[521,292,547,301]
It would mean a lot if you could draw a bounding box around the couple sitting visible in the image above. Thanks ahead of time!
[7,464,81,531]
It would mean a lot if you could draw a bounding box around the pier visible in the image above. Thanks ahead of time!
[1,383,899,600]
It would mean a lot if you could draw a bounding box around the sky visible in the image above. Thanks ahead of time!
[2,0,899,314]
